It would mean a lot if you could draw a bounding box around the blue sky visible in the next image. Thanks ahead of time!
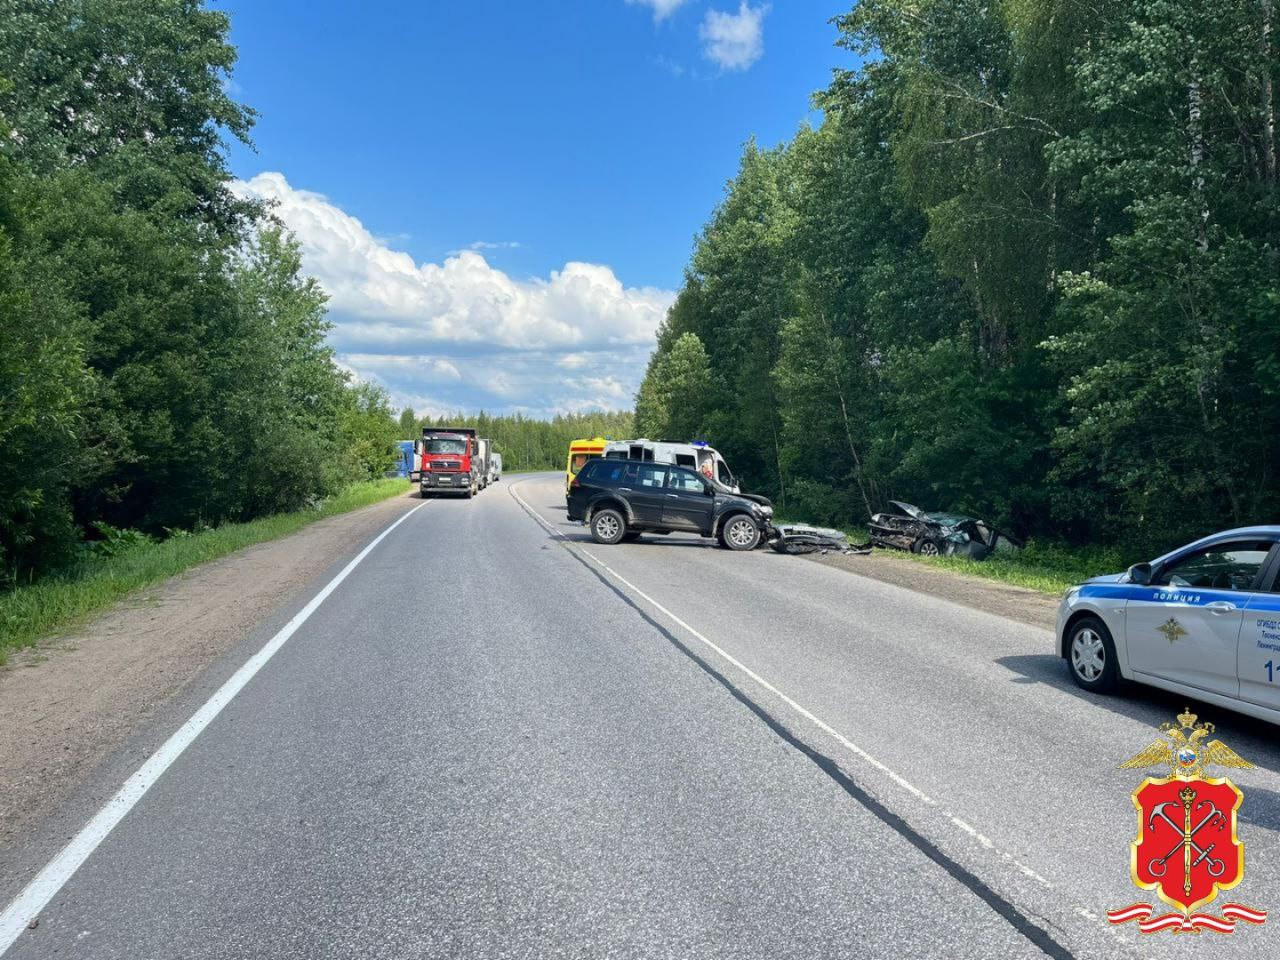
[219,1,857,417]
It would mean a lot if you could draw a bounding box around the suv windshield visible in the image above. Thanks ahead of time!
[425,438,467,455]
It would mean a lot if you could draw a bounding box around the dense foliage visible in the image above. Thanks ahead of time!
[412,411,636,472]
[0,0,401,585]
[637,0,1280,550]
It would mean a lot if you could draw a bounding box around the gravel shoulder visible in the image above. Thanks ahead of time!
[0,490,422,855]
[805,549,1060,631]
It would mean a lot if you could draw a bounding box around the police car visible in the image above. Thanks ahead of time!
[1057,527,1280,726]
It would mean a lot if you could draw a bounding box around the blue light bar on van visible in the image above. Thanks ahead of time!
[691,441,709,447]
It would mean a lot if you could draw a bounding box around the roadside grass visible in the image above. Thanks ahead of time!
[774,516,1128,595]
[0,478,411,662]
[900,541,1130,595]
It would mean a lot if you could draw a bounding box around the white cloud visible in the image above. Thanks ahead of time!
[582,376,627,399]
[231,172,672,416]
[447,240,521,255]
[626,0,689,22]
[700,3,768,71]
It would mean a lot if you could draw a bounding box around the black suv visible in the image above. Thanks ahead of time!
[567,459,770,550]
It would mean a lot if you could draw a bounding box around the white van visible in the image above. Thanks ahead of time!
[602,439,740,493]
[490,452,503,483]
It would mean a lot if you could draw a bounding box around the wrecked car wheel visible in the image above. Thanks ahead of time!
[721,515,761,551]
[590,508,627,545]
[913,537,943,557]
[1067,616,1119,694]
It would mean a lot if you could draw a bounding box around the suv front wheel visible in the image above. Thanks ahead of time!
[720,515,761,551]
[590,508,627,545]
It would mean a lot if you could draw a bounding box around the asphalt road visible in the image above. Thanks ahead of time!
[5,473,1280,959]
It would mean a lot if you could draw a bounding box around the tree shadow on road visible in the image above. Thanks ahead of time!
[998,652,1280,802]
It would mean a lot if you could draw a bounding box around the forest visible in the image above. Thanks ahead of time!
[0,0,407,585]
[637,0,1280,551]
[405,411,636,474]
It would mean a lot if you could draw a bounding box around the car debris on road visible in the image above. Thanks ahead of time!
[768,524,870,556]
[868,500,1022,560]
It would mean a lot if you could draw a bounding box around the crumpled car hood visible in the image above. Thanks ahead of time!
[887,500,925,519]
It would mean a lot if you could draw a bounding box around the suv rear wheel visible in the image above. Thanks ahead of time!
[590,508,627,545]
[720,515,761,551]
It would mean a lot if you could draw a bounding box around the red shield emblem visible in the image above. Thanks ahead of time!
[1131,777,1243,913]
[1109,710,1266,934]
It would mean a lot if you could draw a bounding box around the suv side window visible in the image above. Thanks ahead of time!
[583,460,623,485]
[666,469,706,493]
[1156,540,1275,592]
[632,463,670,483]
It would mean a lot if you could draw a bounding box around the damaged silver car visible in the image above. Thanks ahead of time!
[868,501,1023,560]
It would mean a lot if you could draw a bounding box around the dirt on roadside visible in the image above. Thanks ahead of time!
[806,549,1061,631]
[0,490,421,853]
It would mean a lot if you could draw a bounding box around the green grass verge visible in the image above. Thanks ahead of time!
[774,515,1129,595]
[895,541,1130,595]
[0,478,411,662]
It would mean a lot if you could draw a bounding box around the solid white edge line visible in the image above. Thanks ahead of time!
[509,478,1057,893]
[0,500,428,955]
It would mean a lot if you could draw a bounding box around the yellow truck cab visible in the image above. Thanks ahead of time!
[566,437,609,496]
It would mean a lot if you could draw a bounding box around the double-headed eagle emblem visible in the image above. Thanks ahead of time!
[1108,709,1266,934]
[1119,709,1253,779]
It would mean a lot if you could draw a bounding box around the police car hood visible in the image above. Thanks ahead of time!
[1083,572,1125,585]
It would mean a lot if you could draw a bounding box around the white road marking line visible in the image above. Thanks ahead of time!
[0,501,429,956]
[510,479,1057,890]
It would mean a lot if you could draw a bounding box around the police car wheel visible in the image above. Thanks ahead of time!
[1068,616,1118,693]
[591,508,627,545]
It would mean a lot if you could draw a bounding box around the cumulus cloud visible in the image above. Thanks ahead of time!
[626,0,689,22]
[700,2,768,71]
[231,172,673,417]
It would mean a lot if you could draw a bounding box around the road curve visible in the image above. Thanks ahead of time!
[3,473,1278,959]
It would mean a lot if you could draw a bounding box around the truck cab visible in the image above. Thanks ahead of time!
[419,427,481,498]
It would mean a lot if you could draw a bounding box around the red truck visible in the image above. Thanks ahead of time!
[417,427,481,498]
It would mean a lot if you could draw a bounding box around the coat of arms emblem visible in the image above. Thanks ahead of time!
[1107,709,1268,934]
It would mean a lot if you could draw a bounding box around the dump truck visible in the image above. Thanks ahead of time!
[418,427,481,498]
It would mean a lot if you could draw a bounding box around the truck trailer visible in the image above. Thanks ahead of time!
[475,438,492,490]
